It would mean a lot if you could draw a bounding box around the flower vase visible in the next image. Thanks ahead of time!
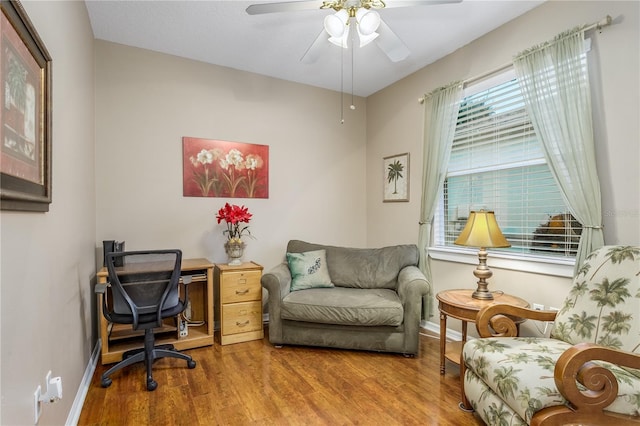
[224,240,245,266]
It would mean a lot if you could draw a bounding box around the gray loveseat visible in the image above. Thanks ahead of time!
[261,240,430,356]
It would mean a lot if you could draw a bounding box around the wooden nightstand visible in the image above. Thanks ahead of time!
[436,289,529,375]
[215,261,264,345]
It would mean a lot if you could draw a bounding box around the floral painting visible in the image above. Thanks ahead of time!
[182,137,269,198]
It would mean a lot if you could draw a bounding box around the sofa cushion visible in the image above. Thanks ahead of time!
[463,336,640,422]
[287,249,334,292]
[286,240,419,290]
[281,287,403,326]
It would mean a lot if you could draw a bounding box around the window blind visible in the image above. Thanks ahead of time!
[435,72,582,258]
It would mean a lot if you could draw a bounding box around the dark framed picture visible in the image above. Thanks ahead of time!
[1,0,52,212]
[383,153,409,202]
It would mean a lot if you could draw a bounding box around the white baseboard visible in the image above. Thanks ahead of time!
[421,320,464,342]
[66,341,101,426]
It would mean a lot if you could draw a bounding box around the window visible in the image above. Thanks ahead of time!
[433,70,582,259]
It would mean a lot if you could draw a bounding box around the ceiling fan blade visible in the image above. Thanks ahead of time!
[300,29,327,63]
[383,0,463,8]
[246,1,323,15]
[374,20,410,62]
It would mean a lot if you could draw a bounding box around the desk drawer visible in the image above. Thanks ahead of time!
[222,301,262,335]
[221,270,261,303]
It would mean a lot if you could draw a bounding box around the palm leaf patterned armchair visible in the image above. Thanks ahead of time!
[462,245,640,425]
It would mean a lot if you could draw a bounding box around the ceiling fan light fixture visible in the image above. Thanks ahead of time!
[357,29,379,47]
[324,9,349,38]
[355,8,380,35]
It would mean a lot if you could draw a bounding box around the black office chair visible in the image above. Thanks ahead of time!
[97,249,196,391]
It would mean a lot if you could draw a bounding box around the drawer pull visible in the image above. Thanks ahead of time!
[236,320,250,327]
[235,289,249,295]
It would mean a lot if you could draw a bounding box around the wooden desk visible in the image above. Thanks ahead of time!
[97,258,215,364]
[436,289,529,375]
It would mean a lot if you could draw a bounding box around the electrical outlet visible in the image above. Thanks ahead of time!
[179,317,188,337]
[34,385,42,424]
[532,303,544,311]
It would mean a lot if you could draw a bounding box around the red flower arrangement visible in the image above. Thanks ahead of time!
[216,203,253,242]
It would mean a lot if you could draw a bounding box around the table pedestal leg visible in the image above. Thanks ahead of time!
[439,311,446,375]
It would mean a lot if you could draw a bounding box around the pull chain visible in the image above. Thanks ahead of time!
[350,29,355,111]
[340,38,344,124]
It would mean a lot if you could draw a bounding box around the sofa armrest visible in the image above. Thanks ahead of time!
[475,303,558,338]
[396,265,430,355]
[261,262,292,344]
[261,262,292,300]
[532,342,640,426]
[396,265,430,302]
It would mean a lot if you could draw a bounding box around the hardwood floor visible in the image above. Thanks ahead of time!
[78,329,484,425]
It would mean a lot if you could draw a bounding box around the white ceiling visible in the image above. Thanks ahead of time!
[85,0,544,97]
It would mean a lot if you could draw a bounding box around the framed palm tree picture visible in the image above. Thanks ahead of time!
[383,153,409,202]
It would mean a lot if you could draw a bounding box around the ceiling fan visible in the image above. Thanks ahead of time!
[246,0,463,63]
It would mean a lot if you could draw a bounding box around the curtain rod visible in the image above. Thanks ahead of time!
[418,15,613,104]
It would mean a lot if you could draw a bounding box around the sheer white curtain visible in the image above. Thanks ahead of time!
[418,82,463,317]
[513,28,604,272]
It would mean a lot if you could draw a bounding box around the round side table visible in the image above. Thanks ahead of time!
[436,289,529,375]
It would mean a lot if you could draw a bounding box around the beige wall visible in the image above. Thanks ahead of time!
[94,41,368,271]
[0,1,96,424]
[366,1,640,330]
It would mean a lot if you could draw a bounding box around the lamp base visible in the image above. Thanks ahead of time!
[471,247,494,300]
[472,288,494,300]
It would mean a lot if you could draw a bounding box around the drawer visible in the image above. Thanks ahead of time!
[221,270,261,303]
[222,301,262,335]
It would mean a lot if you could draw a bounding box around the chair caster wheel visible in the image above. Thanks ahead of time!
[187,360,196,369]
[101,377,112,388]
[147,379,157,391]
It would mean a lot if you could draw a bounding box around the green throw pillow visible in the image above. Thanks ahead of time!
[286,249,334,291]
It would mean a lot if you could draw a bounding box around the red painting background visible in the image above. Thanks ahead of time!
[183,137,269,199]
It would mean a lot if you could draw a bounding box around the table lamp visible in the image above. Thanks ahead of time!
[454,210,511,300]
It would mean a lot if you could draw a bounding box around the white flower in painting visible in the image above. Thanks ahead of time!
[226,149,244,169]
[245,154,263,170]
[196,149,214,165]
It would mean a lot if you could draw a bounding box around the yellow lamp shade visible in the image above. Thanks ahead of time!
[454,210,510,249]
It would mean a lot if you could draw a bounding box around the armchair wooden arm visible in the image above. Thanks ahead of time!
[475,303,558,337]
[472,305,640,425]
[532,342,640,426]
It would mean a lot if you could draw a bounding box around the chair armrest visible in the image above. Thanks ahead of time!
[396,265,430,303]
[532,342,640,426]
[475,303,558,337]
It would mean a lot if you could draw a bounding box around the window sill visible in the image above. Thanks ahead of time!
[428,246,575,278]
